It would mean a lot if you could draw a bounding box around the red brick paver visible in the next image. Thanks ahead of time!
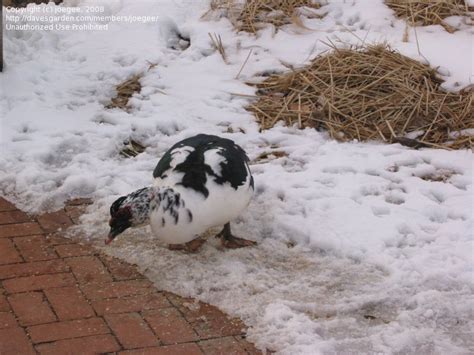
[36,210,74,233]
[105,312,160,349]
[0,210,31,225]
[44,285,95,320]
[144,307,200,345]
[0,311,17,329]
[0,238,23,265]
[92,292,171,315]
[28,317,110,343]
[3,272,76,293]
[0,197,262,354]
[200,336,249,355]
[120,343,204,354]
[54,243,95,257]
[0,327,36,354]
[65,255,113,283]
[80,279,154,300]
[0,259,69,279]
[14,235,57,261]
[0,199,16,212]
[0,222,43,238]
[0,295,10,312]
[8,292,57,326]
[35,334,121,355]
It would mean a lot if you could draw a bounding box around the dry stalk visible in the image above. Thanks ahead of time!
[207,0,323,33]
[106,74,142,111]
[385,0,472,32]
[209,33,228,63]
[236,49,254,79]
[120,139,146,158]
[249,44,473,149]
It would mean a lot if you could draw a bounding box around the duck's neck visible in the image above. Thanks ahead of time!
[126,186,184,227]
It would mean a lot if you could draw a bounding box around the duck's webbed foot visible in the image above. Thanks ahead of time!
[168,236,206,253]
[216,223,257,249]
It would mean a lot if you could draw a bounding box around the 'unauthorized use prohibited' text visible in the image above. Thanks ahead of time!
[5,5,159,31]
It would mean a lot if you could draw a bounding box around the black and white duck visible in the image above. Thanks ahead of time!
[106,134,256,251]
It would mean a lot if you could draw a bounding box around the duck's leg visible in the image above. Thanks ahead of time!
[168,236,206,253]
[216,223,256,249]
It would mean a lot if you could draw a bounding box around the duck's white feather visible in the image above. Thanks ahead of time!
[144,134,254,244]
[150,169,253,244]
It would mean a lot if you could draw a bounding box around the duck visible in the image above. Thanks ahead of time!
[106,134,256,251]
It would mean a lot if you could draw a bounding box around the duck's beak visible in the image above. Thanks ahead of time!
[105,228,120,245]
[105,233,114,245]
[106,216,132,245]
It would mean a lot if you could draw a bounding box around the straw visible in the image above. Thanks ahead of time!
[207,0,323,33]
[106,74,142,111]
[249,44,473,149]
[385,0,472,33]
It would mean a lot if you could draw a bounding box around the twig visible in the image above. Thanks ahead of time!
[208,33,227,63]
[235,49,253,79]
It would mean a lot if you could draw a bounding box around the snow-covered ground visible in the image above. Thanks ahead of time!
[1,0,473,353]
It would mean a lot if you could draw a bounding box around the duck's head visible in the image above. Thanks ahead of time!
[106,187,152,244]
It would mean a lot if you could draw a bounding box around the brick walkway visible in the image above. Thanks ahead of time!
[0,197,261,354]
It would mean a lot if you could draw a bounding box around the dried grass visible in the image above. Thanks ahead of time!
[250,44,473,149]
[252,150,288,164]
[418,169,456,182]
[207,0,322,33]
[209,33,228,63]
[106,74,142,111]
[385,0,472,32]
[104,75,149,157]
[120,139,146,158]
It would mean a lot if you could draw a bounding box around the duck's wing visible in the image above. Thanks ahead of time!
[153,145,194,187]
[153,134,252,196]
[153,134,214,180]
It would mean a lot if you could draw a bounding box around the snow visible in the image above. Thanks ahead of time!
[1,0,473,353]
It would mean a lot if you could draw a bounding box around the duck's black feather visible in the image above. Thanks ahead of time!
[110,196,127,216]
[153,134,251,197]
